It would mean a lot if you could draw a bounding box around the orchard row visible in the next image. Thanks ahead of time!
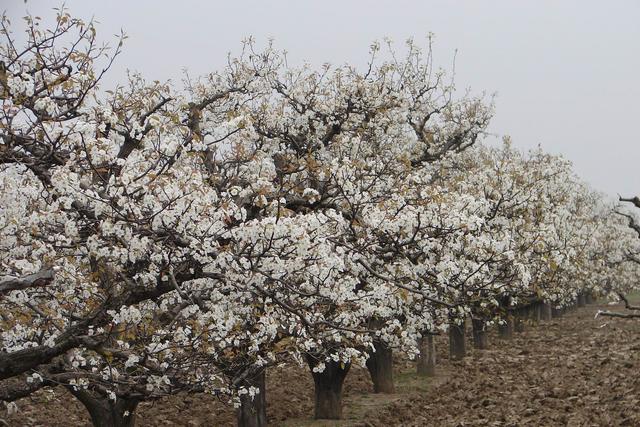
[1,10,638,426]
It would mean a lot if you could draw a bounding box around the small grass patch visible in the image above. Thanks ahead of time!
[626,291,640,304]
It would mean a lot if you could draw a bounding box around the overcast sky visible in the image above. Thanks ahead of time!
[4,1,640,197]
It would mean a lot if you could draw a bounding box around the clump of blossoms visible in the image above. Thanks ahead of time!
[2,9,640,427]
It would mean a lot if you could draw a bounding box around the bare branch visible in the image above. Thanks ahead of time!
[619,195,640,209]
[596,310,640,319]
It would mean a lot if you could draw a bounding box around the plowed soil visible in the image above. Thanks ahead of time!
[3,300,639,426]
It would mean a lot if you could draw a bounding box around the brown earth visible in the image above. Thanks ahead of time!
[3,300,639,426]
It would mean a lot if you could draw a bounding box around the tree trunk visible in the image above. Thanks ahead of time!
[417,334,436,377]
[531,304,542,324]
[498,314,514,339]
[237,369,267,427]
[577,293,586,307]
[514,308,525,333]
[306,355,350,420]
[585,293,594,304]
[449,321,466,360]
[540,303,552,321]
[552,307,562,318]
[471,318,488,350]
[68,389,138,427]
[366,341,395,393]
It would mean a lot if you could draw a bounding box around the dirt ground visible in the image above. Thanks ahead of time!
[3,300,639,426]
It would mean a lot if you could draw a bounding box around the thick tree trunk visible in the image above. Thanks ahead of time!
[417,333,436,377]
[449,321,466,360]
[540,303,552,321]
[577,293,586,307]
[531,304,542,324]
[585,293,594,304]
[498,314,514,339]
[68,389,138,427]
[306,355,350,420]
[237,369,267,427]
[471,318,488,350]
[366,341,395,393]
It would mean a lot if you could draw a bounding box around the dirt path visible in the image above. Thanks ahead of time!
[4,301,639,426]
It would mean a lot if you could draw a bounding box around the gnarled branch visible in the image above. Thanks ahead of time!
[0,270,55,295]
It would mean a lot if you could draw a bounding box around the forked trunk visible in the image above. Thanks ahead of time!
[449,320,466,360]
[366,341,395,393]
[417,333,436,377]
[306,355,350,420]
[237,369,267,427]
[68,389,138,427]
[471,318,488,350]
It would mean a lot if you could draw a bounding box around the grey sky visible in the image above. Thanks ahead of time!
[5,1,640,197]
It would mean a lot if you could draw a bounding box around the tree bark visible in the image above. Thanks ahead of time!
[596,310,640,319]
[471,318,488,350]
[237,369,267,427]
[449,320,466,360]
[68,389,138,427]
[498,314,514,339]
[531,304,542,324]
[306,355,350,420]
[540,303,552,321]
[585,293,594,304]
[365,341,395,393]
[577,293,586,307]
[416,334,436,377]
[514,308,525,333]
[0,269,55,294]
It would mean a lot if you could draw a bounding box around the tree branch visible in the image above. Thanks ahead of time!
[618,293,640,311]
[619,195,640,209]
[595,310,640,319]
[0,270,55,295]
